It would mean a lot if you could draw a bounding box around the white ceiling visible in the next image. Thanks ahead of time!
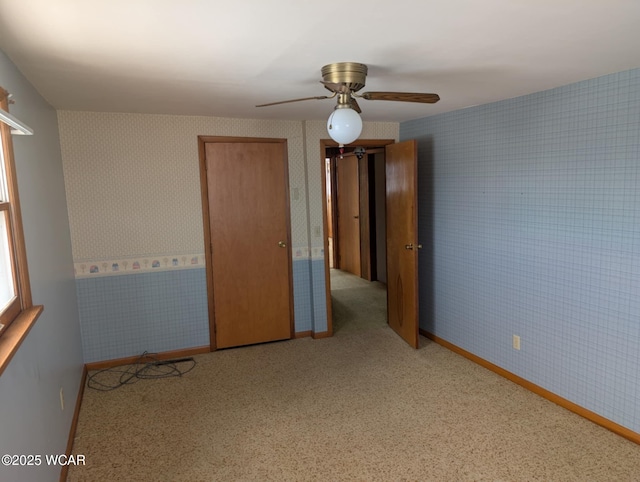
[1,0,640,123]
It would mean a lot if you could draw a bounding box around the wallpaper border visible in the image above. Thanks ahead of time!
[74,253,206,278]
[74,247,325,278]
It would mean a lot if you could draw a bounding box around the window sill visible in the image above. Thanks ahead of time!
[0,305,43,376]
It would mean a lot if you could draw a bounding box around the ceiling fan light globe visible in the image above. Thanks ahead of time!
[327,107,362,145]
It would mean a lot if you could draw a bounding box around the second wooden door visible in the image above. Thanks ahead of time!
[337,155,361,276]
[386,140,419,348]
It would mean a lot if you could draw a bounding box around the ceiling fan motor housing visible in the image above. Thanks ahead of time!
[321,62,368,93]
[256,62,439,110]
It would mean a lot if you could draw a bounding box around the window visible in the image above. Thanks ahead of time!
[0,86,42,376]
[0,136,21,331]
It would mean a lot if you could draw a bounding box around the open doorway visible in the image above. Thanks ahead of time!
[321,139,395,335]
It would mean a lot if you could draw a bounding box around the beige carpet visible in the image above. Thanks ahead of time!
[67,269,640,481]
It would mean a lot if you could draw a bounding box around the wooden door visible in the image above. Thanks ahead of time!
[386,140,419,348]
[204,139,293,349]
[337,155,361,276]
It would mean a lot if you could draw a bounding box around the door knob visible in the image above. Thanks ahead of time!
[404,244,414,250]
[417,244,423,249]
[278,241,287,248]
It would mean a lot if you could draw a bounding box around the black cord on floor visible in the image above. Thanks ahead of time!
[87,351,197,391]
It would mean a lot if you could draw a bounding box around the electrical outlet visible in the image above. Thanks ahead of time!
[513,335,521,350]
[59,388,65,411]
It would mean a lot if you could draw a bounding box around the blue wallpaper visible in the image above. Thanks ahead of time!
[401,68,640,433]
[293,259,313,333]
[311,259,329,333]
[77,269,210,363]
[77,259,322,362]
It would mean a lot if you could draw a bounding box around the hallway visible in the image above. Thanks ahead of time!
[330,269,387,334]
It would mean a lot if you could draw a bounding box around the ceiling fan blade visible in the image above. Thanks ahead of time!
[351,97,362,114]
[360,92,440,104]
[256,94,335,108]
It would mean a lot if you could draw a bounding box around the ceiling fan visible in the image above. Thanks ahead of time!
[256,62,440,145]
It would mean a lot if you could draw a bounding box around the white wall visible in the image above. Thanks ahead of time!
[0,50,84,482]
[58,112,310,263]
[58,113,399,268]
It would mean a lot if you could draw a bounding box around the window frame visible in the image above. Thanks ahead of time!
[0,86,43,376]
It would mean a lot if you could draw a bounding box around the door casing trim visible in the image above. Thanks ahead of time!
[320,139,396,336]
